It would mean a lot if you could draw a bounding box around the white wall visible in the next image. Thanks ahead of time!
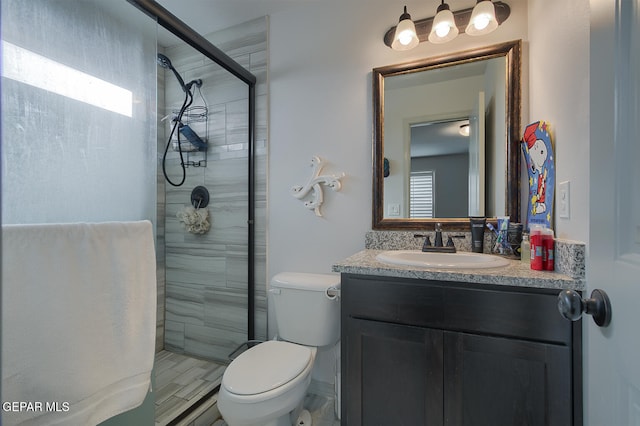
[267,0,529,280]
[527,0,590,242]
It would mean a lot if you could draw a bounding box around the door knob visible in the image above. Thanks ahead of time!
[557,289,612,327]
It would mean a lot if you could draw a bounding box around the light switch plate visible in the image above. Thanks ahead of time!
[558,181,570,219]
[388,203,400,217]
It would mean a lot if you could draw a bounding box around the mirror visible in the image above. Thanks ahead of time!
[373,40,521,229]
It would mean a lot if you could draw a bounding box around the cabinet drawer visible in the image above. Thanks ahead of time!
[342,274,446,328]
[445,286,572,344]
[342,274,572,345]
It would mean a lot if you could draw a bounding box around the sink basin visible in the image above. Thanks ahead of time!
[375,250,510,269]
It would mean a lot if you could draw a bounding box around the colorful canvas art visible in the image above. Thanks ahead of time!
[521,121,555,229]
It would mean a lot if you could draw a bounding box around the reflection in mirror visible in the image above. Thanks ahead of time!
[373,40,521,229]
[408,117,476,218]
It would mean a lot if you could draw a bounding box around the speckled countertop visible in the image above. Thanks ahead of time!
[332,249,585,291]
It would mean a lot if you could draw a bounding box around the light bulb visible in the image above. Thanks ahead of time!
[472,14,490,30]
[435,23,451,38]
[398,30,415,45]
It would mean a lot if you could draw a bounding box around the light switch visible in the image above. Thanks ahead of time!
[558,181,570,219]
[388,203,400,217]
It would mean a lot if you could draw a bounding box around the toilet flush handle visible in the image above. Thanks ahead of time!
[326,286,341,300]
[268,288,281,295]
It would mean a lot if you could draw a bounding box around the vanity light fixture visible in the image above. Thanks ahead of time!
[391,6,420,51]
[385,1,510,50]
[428,1,458,44]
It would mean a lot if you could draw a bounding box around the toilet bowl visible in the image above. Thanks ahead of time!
[218,341,317,426]
[218,272,341,426]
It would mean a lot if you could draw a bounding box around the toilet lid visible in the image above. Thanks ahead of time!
[223,341,313,396]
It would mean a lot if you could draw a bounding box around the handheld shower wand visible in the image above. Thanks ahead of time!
[157,53,206,187]
[157,53,189,93]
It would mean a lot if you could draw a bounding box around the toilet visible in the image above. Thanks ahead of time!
[218,272,340,426]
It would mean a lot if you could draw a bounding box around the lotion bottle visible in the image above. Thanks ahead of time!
[543,228,555,270]
[520,232,530,264]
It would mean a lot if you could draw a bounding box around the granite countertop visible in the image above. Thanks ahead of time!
[332,249,585,291]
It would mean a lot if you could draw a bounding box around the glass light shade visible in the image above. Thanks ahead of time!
[392,17,419,50]
[428,8,459,43]
[465,1,498,36]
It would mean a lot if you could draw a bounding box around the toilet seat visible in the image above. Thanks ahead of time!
[222,341,313,396]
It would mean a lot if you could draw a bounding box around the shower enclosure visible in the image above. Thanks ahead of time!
[132,0,268,422]
[2,0,267,423]
[135,0,268,359]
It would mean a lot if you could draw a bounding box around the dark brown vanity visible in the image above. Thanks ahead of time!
[334,250,584,426]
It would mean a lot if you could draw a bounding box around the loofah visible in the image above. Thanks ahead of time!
[176,206,210,234]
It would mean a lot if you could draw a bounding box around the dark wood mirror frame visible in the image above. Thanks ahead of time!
[372,40,522,230]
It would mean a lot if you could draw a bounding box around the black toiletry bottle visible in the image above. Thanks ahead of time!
[469,217,486,253]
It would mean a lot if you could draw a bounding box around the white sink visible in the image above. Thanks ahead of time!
[375,250,510,269]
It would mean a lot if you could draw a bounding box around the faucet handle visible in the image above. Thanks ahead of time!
[413,234,432,248]
[413,233,432,250]
[424,236,432,247]
[435,222,442,232]
[446,235,465,248]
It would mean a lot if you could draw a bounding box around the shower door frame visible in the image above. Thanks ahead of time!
[127,0,258,340]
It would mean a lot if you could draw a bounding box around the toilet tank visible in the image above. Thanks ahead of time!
[270,272,340,347]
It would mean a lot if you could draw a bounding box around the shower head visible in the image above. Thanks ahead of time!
[157,53,173,69]
[157,53,188,93]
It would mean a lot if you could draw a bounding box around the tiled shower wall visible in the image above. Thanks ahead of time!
[156,17,268,361]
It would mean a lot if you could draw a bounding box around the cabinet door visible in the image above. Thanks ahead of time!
[444,332,572,426]
[343,318,443,426]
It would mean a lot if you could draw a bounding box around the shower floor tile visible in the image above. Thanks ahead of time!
[155,350,226,426]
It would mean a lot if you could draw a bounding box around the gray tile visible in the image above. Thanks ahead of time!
[159,16,268,359]
[184,324,246,362]
[165,296,205,326]
[164,320,185,350]
[154,351,226,426]
[155,382,182,406]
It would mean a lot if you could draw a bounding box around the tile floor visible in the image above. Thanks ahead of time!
[154,351,341,426]
[155,350,227,426]
[206,393,340,426]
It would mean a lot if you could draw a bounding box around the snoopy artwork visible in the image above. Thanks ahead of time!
[521,121,555,229]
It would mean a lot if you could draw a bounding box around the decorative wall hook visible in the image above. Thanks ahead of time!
[291,156,345,217]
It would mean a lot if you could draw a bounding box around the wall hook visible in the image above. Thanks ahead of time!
[290,156,345,217]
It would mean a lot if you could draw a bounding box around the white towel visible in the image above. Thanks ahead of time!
[1,221,157,426]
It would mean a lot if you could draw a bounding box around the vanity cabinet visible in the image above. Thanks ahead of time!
[340,273,582,426]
